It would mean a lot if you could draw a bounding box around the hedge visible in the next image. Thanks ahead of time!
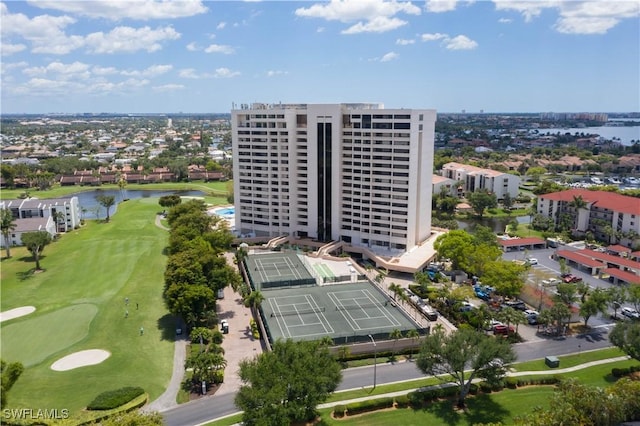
[612,365,640,378]
[333,404,346,418]
[87,387,145,410]
[345,397,394,415]
[394,395,411,408]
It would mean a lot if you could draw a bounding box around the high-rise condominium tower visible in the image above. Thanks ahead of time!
[232,103,436,254]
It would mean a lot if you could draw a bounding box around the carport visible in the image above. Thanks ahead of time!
[577,249,640,276]
[555,249,605,275]
[499,237,546,252]
[600,267,640,286]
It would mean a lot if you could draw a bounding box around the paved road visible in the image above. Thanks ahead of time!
[161,326,615,426]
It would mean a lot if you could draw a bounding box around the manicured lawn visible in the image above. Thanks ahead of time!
[0,181,231,202]
[512,347,627,372]
[0,197,175,417]
[319,387,555,425]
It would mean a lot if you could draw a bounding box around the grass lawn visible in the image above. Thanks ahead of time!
[319,386,554,425]
[0,181,231,203]
[0,197,176,417]
[512,347,627,372]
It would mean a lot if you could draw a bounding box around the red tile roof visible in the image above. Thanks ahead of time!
[556,250,606,268]
[607,244,632,254]
[577,249,640,272]
[603,268,640,285]
[540,188,640,215]
[499,237,546,247]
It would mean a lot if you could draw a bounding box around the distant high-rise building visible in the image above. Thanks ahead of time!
[167,118,172,128]
[231,103,437,254]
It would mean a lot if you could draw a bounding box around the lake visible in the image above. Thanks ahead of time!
[71,189,205,219]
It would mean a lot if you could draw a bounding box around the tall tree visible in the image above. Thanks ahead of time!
[1,359,24,409]
[606,286,626,319]
[235,339,342,425]
[467,189,498,218]
[482,260,527,298]
[416,327,516,408]
[389,328,403,359]
[579,288,609,327]
[95,194,116,222]
[0,208,16,258]
[610,322,640,361]
[21,231,52,270]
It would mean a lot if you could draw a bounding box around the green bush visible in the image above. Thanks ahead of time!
[212,370,224,384]
[479,381,493,394]
[211,329,224,345]
[394,394,411,408]
[345,397,394,415]
[506,377,519,389]
[333,404,346,418]
[87,387,145,410]
[468,383,479,395]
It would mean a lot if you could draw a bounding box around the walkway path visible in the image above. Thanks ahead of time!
[318,355,630,409]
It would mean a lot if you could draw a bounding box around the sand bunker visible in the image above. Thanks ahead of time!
[51,349,111,371]
[0,306,36,322]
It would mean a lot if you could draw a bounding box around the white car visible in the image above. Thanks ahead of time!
[524,309,539,318]
[525,257,539,265]
[621,307,640,319]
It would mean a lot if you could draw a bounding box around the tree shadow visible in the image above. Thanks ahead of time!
[157,313,182,341]
[464,393,511,424]
[17,268,37,281]
[421,399,461,425]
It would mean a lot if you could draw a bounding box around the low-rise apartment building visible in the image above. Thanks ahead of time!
[0,197,81,247]
[537,189,640,248]
[440,162,520,200]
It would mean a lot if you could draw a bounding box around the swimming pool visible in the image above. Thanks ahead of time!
[216,207,235,217]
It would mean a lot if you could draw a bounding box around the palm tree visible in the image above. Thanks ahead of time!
[53,210,66,233]
[0,208,16,258]
[388,282,402,301]
[389,328,403,361]
[405,329,420,359]
[244,290,265,314]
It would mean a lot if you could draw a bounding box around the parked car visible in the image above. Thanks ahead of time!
[621,307,640,320]
[220,319,229,334]
[502,300,527,311]
[524,309,539,317]
[487,319,503,331]
[525,257,538,265]
[563,274,582,283]
[493,324,515,335]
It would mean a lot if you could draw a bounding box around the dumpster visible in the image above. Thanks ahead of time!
[545,356,559,368]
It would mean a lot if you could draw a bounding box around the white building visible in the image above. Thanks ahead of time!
[440,162,520,200]
[432,175,457,198]
[537,189,640,248]
[232,103,436,254]
[0,197,81,247]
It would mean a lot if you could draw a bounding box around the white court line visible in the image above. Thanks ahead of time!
[272,297,293,338]
[361,289,401,326]
[305,294,334,334]
[328,292,360,330]
[268,298,288,338]
[284,256,302,280]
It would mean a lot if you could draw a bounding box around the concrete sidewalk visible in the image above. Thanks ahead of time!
[318,355,630,409]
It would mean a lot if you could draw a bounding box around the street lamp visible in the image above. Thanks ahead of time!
[368,334,377,390]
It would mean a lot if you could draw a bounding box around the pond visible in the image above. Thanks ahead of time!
[71,189,205,219]
[456,215,530,234]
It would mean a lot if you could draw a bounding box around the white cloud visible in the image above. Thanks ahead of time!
[186,42,199,51]
[23,61,91,80]
[217,22,227,30]
[204,44,235,54]
[343,16,407,34]
[493,0,639,34]
[26,0,208,20]
[1,61,28,75]
[92,66,119,75]
[121,64,173,77]
[444,34,478,50]
[426,0,459,13]
[317,27,326,33]
[267,70,289,77]
[421,32,477,50]
[1,43,27,55]
[1,3,84,54]
[153,84,185,92]
[296,0,421,34]
[380,51,398,62]
[179,68,200,79]
[396,38,415,45]
[498,17,512,23]
[213,68,240,78]
[421,32,448,41]
[84,26,181,54]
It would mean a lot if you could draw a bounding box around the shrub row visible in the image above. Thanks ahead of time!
[87,387,145,410]
[612,365,640,378]
[344,397,394,416]
[409,384,460,407]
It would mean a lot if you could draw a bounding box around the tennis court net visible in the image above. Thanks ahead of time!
[270,307,325,317]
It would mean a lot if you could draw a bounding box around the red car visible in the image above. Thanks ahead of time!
[563,274,582,283]
[493,324,515,335]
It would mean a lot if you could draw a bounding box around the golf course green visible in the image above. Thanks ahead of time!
[1,196,175,415]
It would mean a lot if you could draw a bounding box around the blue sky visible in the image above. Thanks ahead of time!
[1,0,639,114]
